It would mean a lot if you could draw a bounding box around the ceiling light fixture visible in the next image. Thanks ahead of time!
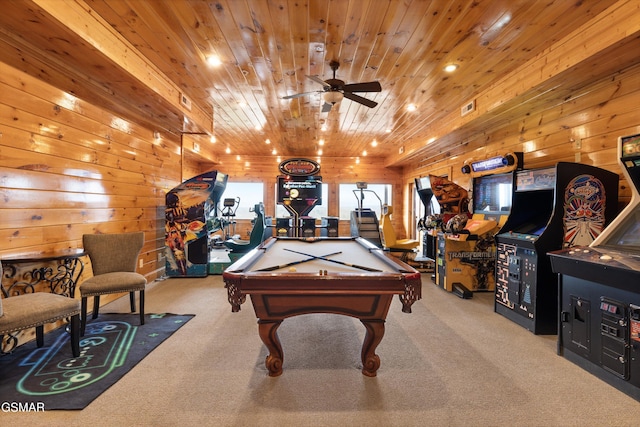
[323,91,344,105]
[207,55,222,66]
[407,104,417,112]
[444,63,459,73]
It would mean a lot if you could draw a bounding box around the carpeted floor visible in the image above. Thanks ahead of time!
[2,274,639,426]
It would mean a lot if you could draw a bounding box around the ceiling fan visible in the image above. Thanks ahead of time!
[282,60,382,112]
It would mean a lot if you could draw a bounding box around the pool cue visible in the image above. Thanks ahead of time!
[255,251,342,272]
[283,248,382,272]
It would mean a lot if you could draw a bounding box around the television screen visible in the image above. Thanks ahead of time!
[473,173,513,214]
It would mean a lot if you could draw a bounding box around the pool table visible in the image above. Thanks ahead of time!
[222,237,422,377]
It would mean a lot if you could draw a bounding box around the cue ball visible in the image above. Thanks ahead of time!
[288,267,297,272]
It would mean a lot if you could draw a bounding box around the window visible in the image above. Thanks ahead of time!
[338,183,392,220]
[221,182,264,219]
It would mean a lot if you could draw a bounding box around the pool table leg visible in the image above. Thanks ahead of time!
[258,319,284,377]
[360,319,385,377]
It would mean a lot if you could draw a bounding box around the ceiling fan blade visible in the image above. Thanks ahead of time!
[342,81,382,93]
[307,75,331,88]
[321,102,333,113]
[343,92,378,108]
[282,91,320,100]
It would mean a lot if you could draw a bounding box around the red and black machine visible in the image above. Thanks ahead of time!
[549,134,640,401]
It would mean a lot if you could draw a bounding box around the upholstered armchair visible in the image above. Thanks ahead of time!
[0,261,81,356]
[80,232,146,335]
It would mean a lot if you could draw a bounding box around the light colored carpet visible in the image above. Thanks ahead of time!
[3,274,640,426]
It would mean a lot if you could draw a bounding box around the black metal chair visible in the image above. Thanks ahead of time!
[0,261,80,356]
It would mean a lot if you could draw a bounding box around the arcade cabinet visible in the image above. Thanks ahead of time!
[495,162,619,334]
[415,175,441,262]
[224,203,267,253]
[350,182,383,247]
[165,170,228,277]
[549,134,640,400]
[277,174,322,237]
[435,154,519,298]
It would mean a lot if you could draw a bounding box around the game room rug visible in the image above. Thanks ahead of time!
[0,312,193,410]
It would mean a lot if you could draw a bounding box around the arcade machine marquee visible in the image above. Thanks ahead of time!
[549,134,640,400]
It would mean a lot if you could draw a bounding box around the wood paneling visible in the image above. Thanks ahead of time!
[0,62,181,284]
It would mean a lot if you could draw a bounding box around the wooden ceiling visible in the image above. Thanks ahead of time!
[0,0,633,166]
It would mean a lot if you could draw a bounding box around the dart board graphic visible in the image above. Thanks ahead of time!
[562,174,606,247]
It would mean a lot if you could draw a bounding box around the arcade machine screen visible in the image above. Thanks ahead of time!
[598,207,640,252]
[473,172,513,218]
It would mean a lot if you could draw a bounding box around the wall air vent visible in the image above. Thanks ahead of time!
[461,99,475,117]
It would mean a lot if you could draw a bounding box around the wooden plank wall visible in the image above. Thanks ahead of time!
[0,61,182,287]
[402,61,640,218]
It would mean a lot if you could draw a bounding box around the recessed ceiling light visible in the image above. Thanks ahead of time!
[444,64,459,73]
[318,139,325,146]
[207,55,222,66]
[371,140,378,147]
[407,104,417,112]
[265,138,271,144]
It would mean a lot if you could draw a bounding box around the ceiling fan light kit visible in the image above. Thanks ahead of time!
[323,91,344,104]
